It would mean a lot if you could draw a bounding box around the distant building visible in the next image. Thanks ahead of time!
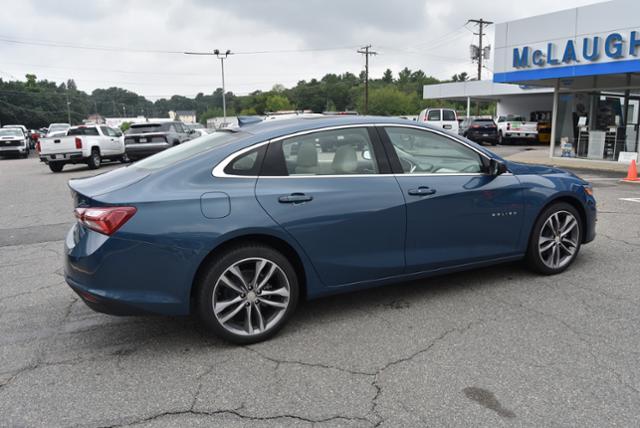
[84,114,105,125]
[169,110,197,124]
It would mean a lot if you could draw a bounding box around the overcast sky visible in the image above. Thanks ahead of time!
[0,0,602,100]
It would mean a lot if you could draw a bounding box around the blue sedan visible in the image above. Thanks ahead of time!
[64,117,596,343]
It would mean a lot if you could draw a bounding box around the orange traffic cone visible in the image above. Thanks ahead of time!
[623,159,640,182]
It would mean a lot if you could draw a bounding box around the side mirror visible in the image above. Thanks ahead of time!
[362,149,371,160]
[489,159,508,176]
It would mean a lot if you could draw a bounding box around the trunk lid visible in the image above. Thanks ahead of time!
[68,166,150,201]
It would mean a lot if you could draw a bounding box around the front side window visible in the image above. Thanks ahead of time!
[426,110,441,121]
[270,128,378,176]
[385,127,483,174]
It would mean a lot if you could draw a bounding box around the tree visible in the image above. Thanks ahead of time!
[358,86,416,116]
[382,69,394,84]
[265,94,292,112]
[451,72,469,82]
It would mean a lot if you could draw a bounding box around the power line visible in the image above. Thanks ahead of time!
[0,35,360,56]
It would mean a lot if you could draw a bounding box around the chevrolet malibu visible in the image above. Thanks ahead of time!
[64,117,596,344]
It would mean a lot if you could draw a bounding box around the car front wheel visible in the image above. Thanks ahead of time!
[196,245,299,344]
[526,202,582,275]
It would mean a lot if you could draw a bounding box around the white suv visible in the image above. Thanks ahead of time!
[417,108,459,134]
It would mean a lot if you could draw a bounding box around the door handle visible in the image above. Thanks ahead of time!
[278,193,313,204]
[408,186,436,196]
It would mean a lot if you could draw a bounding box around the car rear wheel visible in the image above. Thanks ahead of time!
[87,149,101,169]
[196,245,299,344]
[526,202,582,275]
[49,162,64,172]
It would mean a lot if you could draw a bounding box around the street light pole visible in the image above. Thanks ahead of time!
[184,49,232,127]
[214,49,231,125]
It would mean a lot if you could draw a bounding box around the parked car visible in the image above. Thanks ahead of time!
[64,117,596,344]
[459,117,498,145]
[124,121,194,160]
[496,115,538,144]
[39,125,126,172]
[417,108,459,134]
[0,127,30,158]
[46,123,71,138]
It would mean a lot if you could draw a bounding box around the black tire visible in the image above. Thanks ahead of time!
[498,131,504,145]
[49,162,64,172]
[87,148,101,169]
[196,244,300,344]
[526,202,582,275]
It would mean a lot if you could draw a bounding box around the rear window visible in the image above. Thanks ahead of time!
[67,127,99,136]
[127,124,166,134]
[442,110,456,121]
[133,131,244,171]
[473,119,495,123]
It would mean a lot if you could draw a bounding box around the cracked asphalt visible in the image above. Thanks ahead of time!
[1,153,639,427]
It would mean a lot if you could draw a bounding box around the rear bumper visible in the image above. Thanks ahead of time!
[467,130,497,141]
[40,152,84,163]
[63,223,194,316]
[504,132,537,139]
[125,143,170,159]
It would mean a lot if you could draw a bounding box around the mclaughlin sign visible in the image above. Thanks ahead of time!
[513,31,640,68]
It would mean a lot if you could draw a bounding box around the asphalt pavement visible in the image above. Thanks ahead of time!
[1,153,639,427]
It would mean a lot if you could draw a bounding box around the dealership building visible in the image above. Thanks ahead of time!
[424,0,640,165]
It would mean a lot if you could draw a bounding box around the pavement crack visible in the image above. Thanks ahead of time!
[99,407,374,427]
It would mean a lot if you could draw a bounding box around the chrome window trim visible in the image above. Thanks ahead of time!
[212,122,496,179]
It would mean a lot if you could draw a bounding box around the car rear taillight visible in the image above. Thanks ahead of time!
[75,137,82,149]
[74,206,137,235]
[36,142,41,152]
[471,124,481,128]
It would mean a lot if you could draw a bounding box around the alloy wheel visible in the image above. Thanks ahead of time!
[212,257,290,337]
[538,210,580,269]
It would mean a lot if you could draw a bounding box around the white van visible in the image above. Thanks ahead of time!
[417,108,459,134]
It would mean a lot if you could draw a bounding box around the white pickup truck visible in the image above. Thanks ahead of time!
[39,125,127,172]
[496,115,538,144]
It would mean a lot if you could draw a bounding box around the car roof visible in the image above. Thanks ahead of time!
[239,116,429,138]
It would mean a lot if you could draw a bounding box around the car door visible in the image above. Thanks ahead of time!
[254,126,406,288]
[99,126,117,155]
[378,125,525,273]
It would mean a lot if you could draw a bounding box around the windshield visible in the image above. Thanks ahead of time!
[127,124,166,134]
[0,129,22,137]
[133,131,244,171]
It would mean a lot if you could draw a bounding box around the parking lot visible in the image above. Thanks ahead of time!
[1,152,639,427]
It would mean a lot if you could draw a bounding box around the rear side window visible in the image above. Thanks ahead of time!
[426,110,441,121]
[442,110,456,121]
[224,146,266,176]
[68,127,99,136]
[264,128,378,176]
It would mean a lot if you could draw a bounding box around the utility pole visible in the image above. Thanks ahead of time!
[65,91,71,124]
[184,49,232,126]
[357,45,377,115]
[468,18,493,81]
